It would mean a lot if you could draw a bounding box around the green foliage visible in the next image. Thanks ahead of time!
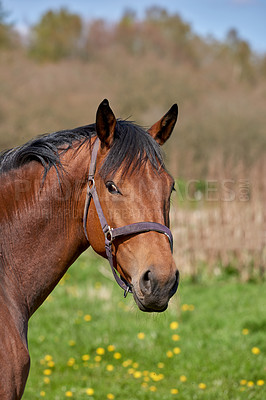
[114,6,196,62]
[29,8,82,61]
[145,6,192,44]
[24,251,266,399]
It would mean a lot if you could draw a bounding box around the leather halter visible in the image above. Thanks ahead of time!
[83,138,173,297]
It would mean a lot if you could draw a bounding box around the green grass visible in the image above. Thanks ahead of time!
[24,250,266,400]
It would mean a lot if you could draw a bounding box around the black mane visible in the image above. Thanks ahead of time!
[0,120,164,179]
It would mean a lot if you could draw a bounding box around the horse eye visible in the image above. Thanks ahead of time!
[106,181,121,194]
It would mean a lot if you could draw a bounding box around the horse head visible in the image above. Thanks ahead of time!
[85,100,179,312]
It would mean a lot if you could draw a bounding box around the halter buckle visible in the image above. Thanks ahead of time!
[104,225,113,243]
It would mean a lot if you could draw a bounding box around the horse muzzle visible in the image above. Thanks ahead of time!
[132,268,179,313]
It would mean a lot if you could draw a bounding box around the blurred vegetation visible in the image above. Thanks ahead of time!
[0,4,266,180]
[0,1,18,48]
[29,8,82,61]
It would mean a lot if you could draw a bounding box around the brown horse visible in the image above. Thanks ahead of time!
[0,100,178,399]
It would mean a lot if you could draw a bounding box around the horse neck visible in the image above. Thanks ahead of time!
[0,146,90,319]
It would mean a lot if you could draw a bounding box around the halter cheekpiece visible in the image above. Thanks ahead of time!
[83,138,173,298]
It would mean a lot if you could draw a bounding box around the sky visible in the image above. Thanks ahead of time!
[3,0,266,54]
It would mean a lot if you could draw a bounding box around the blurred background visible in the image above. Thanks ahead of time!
[0,0,265,279]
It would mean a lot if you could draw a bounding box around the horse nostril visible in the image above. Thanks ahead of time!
[140,270,152,295]
[170,270,179,297]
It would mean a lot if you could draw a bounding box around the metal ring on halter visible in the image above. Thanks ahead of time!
[164,232,173,253]
[88,178,95,191]
[124,286,130,298]
[104,226,113,243]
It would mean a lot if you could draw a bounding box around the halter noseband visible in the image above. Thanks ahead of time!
[83,138,173,298]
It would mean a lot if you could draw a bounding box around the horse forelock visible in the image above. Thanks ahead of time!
[100,120,165,180]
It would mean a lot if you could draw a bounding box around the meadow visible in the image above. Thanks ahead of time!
[24,250,266,400]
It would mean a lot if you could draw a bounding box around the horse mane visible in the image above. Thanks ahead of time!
[0,120,165,180]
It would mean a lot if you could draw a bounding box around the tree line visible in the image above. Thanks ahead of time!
[1,2,266,81]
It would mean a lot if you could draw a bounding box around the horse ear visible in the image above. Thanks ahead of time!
[96,99,116,148]
[148,104,178,145]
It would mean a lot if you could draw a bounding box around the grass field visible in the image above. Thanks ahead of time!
[24,250,266,400]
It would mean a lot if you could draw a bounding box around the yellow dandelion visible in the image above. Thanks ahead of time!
[106,364,114,371]
[172,334,180,341]
[67,358,75,367]
[43,369,52,376]
[43,377,50,384]
[170,321,179,330]
[251,347,260,354]
[143,376,150,382]
[188,304,195,311]
[107,394,115,400]
[198,383,207,390]
[68,340,76,347]
[143,370,149,376]
[59,276,66,286]
[151,373,164,382]
[181,304,189,311]
[122,359,132,367]
[128,368,135,375]
[173,347,181,355]
[82,354,90,361]
[65,391,73,397]
[86,388,94,396]
[166,350,173,358]
[242,328,249,335]
[257,380,264,386]
[157,362,165,369]
[240,379,247,385]
[96,347,105,355]
[137,332,145,340]
[132,362,139,368]
[149,386,157,392]
[141,382,148,388]
[133,371,142,378]
[171,388,179,394]
[47,360,55,368]
[94,355,102,362]
[107,345,115,352]
[44,355,53,362]
[247,381,254,387]
[180,375,187,382]
[84,314,92,322]
[113,352,122,359]
[40,391,46,397]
